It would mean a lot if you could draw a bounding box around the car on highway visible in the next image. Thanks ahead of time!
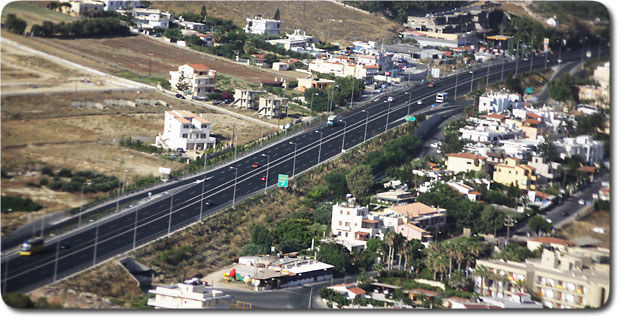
[561,211,569,216]
[60,241,71,250]
[251,162,260,168]
[428,82,435,88]
[175,93,185,99]
[579,199,585,205]
[205,199,216,206]
[260,176,267,181]
[417,100,423,105]
[557,58,563,63]
[545,217,553,223]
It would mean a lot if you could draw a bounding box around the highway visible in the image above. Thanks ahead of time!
[0,48,597,294]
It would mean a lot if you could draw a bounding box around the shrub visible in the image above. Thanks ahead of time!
[26,182,41,188]
[39,177,50,187]
[1,195,43,213]
[4,14,27,35]
[41,166,55,177]
[57,168,72,178]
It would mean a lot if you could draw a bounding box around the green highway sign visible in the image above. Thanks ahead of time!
[525,87,534,94]
[278,174,289,187]
[405,116,416,122]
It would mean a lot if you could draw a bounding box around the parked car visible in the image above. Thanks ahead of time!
[175,93,185,99]
[176,148,186,153]
[213,100,222,105]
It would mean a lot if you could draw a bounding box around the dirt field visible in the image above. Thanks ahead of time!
[557,209,610,249]
[151,0,403,46]
[1,1,77,31]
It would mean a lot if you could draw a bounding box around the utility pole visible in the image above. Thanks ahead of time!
[168,194,173,234]
[504,217,515,244]
[454,70,459,100]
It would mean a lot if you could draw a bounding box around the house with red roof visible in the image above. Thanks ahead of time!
[327,283,367,300]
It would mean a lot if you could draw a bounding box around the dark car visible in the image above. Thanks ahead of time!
[252,162,260,168]
[213,100,222,105]
[176,148,186,153]
[175,93,185,99]
[60,241,71,250]
[205,200,216,206]
[561,211,569,216]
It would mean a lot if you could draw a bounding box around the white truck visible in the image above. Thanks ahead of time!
[327,115,338,126]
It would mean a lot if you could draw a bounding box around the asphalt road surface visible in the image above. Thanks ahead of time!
[1,48,602,294]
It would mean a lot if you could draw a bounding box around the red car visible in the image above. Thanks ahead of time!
[260,176,267,181]
[428,82,435,88]
[252,162,260,168]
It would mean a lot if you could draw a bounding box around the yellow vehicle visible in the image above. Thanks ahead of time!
[20,237,45,256]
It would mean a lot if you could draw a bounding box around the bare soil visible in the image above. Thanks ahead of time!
[557,209,610,249]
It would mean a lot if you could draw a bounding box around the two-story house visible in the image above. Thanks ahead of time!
[232,89,262,109]
[169,64,217,98]
[133,8,171,29]
[492,158,537,190]
[330,199,385,252]
[445,153,487,173]
[244,15,281,35]
[155,110,216,151]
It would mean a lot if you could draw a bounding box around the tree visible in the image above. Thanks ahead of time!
[478,205,506,236]
[346,165,374,199]
[404,239,425,273]
[251,225,272,247]
[528,216,553,235]
[536,137,559,162]
[317,243,354,276]
[200,5,207,18]
[273,8,281,20]
[474,265,492,296]
[274,219,312,253]
[3,293,35,308]
[4,14,27,35]
[448,270,468,289]
[325,171,348,197]
[175,73,190,92]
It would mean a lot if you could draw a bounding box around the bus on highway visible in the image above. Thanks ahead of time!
[436,92,449,103]
[20,237,45,256]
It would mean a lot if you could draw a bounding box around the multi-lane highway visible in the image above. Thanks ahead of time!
[1,48,596,294]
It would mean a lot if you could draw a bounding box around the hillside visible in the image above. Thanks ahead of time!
[150,1,403,46]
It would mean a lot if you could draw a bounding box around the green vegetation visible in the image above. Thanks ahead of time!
[1,195,44,213]
[319,287,350,308]
[4,13,27,35]
[345,1,466,23]
[30,17,130,37]
[530,1,609,22]
[119,138,163,154]
[346,165,374,198]
[2,293,63,309]
[527,216,553,235]
[160,245,193,266]
[494,243,542,262]
[39,167,120,194]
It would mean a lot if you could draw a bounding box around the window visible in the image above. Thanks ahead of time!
[182,133,188,138]
[339,221,342,226]
[200,133,207,138]
[345,222,350,226]
[347,211,350,215]
[201,124,208,129]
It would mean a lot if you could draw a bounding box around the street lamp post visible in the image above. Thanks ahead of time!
[115,169,128,213]
[501,57,505,81]
[454,70,459,100]
[79,182,92,227]
[309,92,318,118]
[315,130,323,165]
[350,77,356,109]
[486,62,490,86]
[340,120,347,152]
[530,37,535,71]
[362,110,369,142]
[199,177,206,220]
[262,154,270,192]
[229,166,238,208]
[469,70,474,92]
[384,100,391,132]
[289,142,298,177]
[515,40,520,74]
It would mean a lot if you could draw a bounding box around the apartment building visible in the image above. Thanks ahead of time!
[330,199,385,251]
[492,157,537,190]
[169,64,217,98]
[519,118,544,140]
[553,135,604,164]
[445,153,487,173]
[257,97,288,119]
[475,247,609,309]
[478,91,524,114]
[102,0,140,11]
[232,89,261,109]
[148,282,232,309]
[528,156,561,185]
[155,110,216,151]
[244,15,281,35]
[133,8,171,29]
[386,202,447,233]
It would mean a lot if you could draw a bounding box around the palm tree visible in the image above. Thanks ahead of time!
[384,230,396,270]
[393,233,406,270]
[474,265,491,296]
[454,241,466,272]
[425,242,442,280]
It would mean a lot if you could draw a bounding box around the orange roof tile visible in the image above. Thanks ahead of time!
[361,219,379,224]
[346,286,367,295]
[389,202,443,218]
[523,119,542,125]
[577,166,596,173]
[193,116,210,124]
[186,63,210,71]
[484,113,505,120]
[445,152,487,160]
[402,223,428,233]
[526,112,544,118]
[529,237,570,245]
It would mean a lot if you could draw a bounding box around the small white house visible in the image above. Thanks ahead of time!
[327,284,366,300]
[244,15,281,35]
[272,62,288,71]
[147,282,232,309]
[155,110,216,151]
[169,64,217,98]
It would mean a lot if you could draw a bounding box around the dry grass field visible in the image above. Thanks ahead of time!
[151,0,403,46]
[557,209,610,249]
[1,1,77,31]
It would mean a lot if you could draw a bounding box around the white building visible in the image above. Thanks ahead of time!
[148,282,232,309]
[244,15,281,35]
[480,294,543,309]
[59,0,105,16]
[133,8,171,29]
[155,110,216,151]
[331,199,385,251]
[327,284,367,300]
[257,97,288,118]
[102,0,140,11]
[178,20,207,32]
[169,64,217,98]
[232,89,261,109]
[553,135,604,163]
[478,91,524,114]
[528,156,561,185]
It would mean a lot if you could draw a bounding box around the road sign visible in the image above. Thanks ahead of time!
[405,116,416,122]
[278,174,289,187]
[525,87,534,94]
